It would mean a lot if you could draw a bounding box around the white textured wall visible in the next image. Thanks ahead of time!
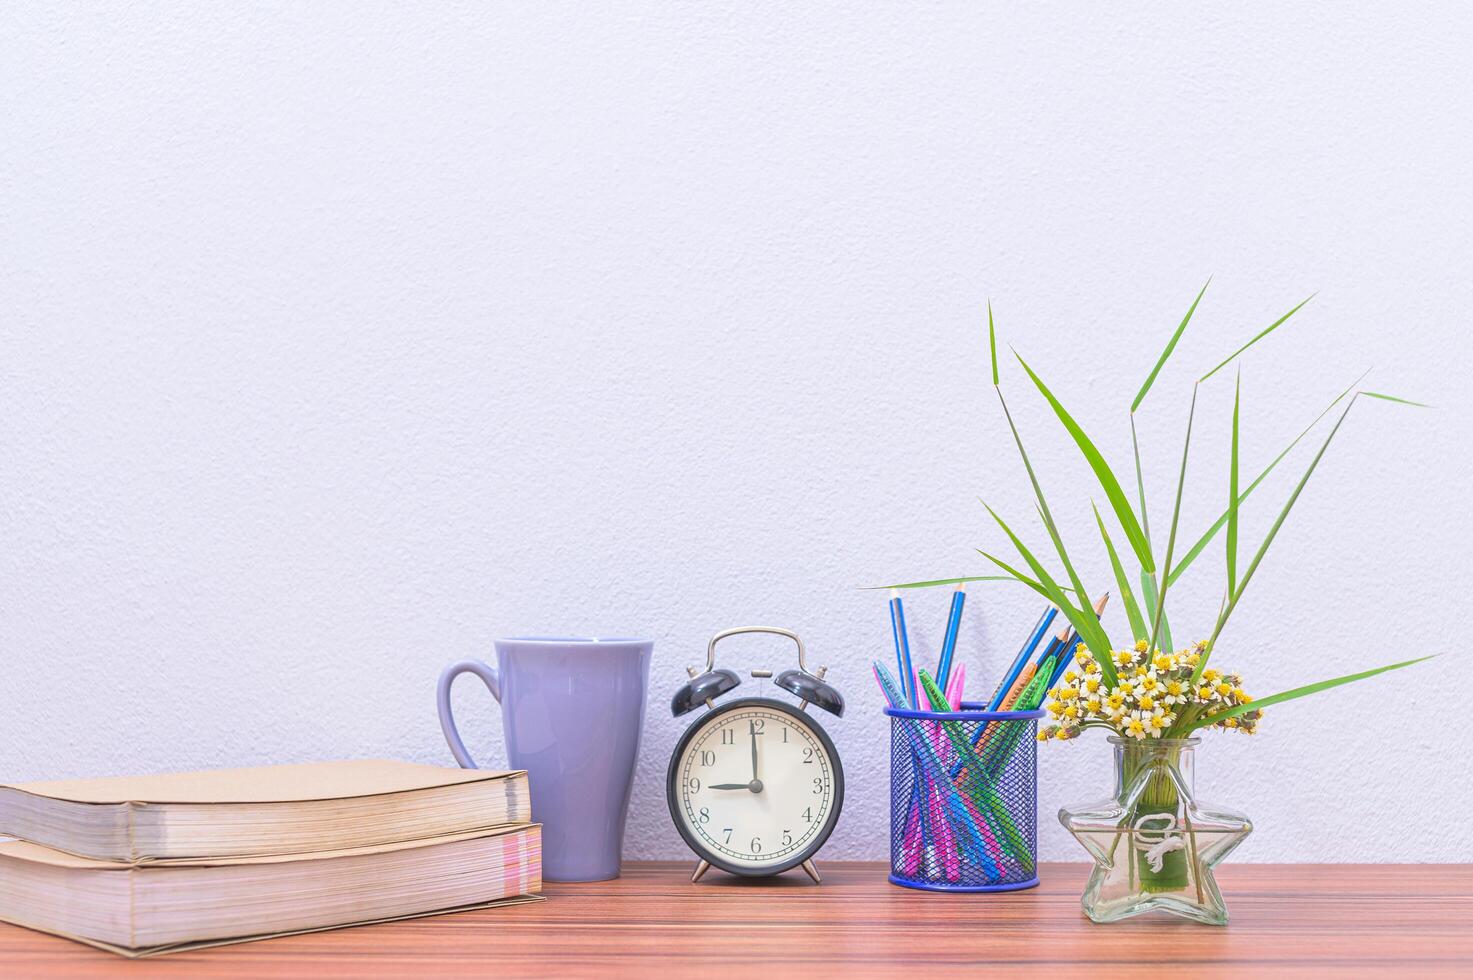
[3,3,1470,864]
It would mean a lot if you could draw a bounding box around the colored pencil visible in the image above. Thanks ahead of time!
[916,672,966,877]
[950,643,1060,781]
[917,670,1032,870]
[935,585,966,692]
[1045,594,1111,690]
[874,662,999,875]
[874,663,928,873]
[1000,661,1038,711]
[944,662,965,709]
[986,607,1057,710]
[889,590,916,708]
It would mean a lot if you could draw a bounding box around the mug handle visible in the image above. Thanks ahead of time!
[436,660,501,769]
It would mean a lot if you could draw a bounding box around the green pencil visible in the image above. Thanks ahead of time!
[918,669,1034,872]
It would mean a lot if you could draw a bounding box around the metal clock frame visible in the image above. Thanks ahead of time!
[666,695,845,881]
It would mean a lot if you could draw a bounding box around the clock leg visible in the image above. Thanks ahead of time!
[691,859,712,883]
[800,859,822,885]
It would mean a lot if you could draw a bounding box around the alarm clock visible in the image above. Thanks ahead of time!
[666,627,845,884]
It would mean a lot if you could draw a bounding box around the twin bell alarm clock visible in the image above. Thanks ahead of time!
[666,627,845,883]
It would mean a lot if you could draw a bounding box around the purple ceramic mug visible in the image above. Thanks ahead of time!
[437,637,652,882]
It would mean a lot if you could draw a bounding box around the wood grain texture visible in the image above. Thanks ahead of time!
[1,862,1469,978]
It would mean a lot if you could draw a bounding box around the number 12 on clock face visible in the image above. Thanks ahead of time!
[669,699,844,876]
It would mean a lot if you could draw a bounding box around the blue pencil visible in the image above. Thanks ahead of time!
[1033,623,1070,670]
[1048,637,1081,689]
[873,662,1000,877]
[985,607,1057,710]
[1048,589,1107,686]
[1046,595,1110,690]
[935,586,966,692]
[889,589,916,708]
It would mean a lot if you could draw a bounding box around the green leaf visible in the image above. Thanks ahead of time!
[1139,570,1172,652]
[987,301,999,386]
[1227,371,1241,596]
[1130,415,1152,548]
[1013,351,1154,572]
[1148,384,1198,651]
[993,387,1077,554]
[1093,503,1148,643]
[976,550,1060,605]
[981,506,1077,614]
[1132,278,1209,412]
[1188,655,1434,731]
[1033,500,1112,666]
[991,385,1100,618]
[1166,371,1366,588]
[1199,294,1314,382]
[1361,391,1430,407]
[1195,394,1360,681]
[981,503,1116,686]
[864,575,1044,591]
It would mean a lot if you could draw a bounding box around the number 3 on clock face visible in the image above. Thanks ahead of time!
[666,698,844,876]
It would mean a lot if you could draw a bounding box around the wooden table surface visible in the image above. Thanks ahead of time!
[2,862,1469,978]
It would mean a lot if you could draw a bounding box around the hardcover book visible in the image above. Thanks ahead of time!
[0,825,542,957]
[0,759,530,863]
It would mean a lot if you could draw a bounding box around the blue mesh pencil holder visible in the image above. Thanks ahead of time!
[885,702,1044,892]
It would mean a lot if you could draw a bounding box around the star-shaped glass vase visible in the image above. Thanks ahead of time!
[1060,736,1251,925]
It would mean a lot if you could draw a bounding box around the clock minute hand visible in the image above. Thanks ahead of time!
[750,722,759,782]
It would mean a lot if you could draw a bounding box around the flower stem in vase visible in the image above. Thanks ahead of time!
[1125,745,1190,893]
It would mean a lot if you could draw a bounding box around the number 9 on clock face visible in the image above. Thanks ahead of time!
[666,698,844,876]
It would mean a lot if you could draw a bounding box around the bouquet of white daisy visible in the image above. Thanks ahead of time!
[1041,640,1258,742]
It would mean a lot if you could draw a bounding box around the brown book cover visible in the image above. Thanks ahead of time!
[0,759,530,862]
[0,824,543,957]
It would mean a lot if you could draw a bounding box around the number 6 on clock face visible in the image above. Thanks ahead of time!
[667,698,844,876]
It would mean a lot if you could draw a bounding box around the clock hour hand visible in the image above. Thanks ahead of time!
[707,783,750,790]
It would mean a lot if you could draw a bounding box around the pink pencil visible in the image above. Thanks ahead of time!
[944,663,966,708]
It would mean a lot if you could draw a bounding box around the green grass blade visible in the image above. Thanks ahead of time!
[1148,385,1198,651]
[992,385,1101,619]
[865,575,1047,591]
[1188,656,1435,731]
[1139,570,1173,652]
[988,301,999,386]
[1033,500,1112,663]
[1227,370,1241,596]
[981,505,1079,615]
[1130,414,1152,548]
[1166,371,1367,587]
[1194,395,1360,681]
[1093,502,1148,643]
[1132,278,1209,412]
[1013,351,1154,572]
[1199,294,1314,382]
[1361,391,1430,407]
[976,551,1060,605]
[982,503,1116,685]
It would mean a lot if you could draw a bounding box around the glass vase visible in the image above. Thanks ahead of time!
[1059,737,1251,925]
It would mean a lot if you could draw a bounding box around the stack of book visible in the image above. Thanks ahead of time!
[0,759,540,956]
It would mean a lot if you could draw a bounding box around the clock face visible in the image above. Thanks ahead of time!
[667,698,843,875]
